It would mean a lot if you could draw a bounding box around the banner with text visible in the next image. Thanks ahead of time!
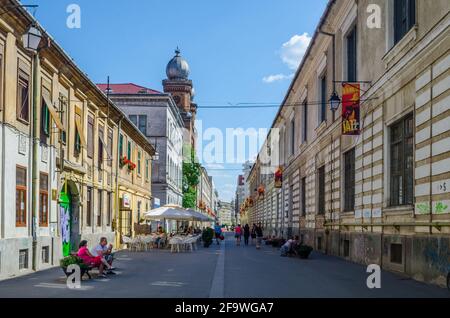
[342,83,361,135]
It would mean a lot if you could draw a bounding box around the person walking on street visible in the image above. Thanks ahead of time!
[255,222,263,249]
[235,224,242,246]
[214,223,222,245]
[243,224,250,246]
[250,224,257,245]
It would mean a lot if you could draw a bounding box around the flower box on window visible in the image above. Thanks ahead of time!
[257,185,265,199]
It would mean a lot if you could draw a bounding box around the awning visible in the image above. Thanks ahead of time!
[186,209,214,222]
[74,118,87,147]
[100,134,112,160]
[144,205,202,221]
[43,94,65,131]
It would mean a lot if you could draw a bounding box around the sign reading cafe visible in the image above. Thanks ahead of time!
[342,83,361,135]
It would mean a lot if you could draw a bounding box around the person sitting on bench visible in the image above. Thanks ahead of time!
[77,240,113,279]
[91,237,116,274]
[280,236,299,257]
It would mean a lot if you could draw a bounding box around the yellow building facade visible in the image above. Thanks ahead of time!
[0,0,154,279]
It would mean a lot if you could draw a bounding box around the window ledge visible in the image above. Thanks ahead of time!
[315,120,327,136]
[382,26,418,70]
[299,142,308,153]
[383,205,414,215]
[17,117,30,126]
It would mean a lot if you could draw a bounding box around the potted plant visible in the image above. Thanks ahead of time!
[128,161,136,171]
[257,185,265,200]
[274,167,283,188]
[202,227,214,248]
[60,255,90,278]
[295,244,313,259]
[198,201,206,211]
[271,238,285,248]
[120,156,129,168]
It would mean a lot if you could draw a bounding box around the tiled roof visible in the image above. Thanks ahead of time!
[96,83,162,95]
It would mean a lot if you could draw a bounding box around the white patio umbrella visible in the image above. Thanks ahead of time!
[144,205,202,221]
[186,209,214,222]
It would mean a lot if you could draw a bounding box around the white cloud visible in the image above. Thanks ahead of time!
[263,33,312,84]
[262,73,294,83]
[281,33,311,70]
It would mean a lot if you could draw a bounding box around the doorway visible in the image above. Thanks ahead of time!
[59,181,80,256]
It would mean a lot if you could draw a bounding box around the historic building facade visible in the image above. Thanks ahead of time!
[0,0,154,280]
[249,0,450,287]
[115,118,154,245]
[97,83,184,208]
[218,201,233,227]
[197,166,215,218]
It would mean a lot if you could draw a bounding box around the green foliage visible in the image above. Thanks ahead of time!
[60,255,88,269]
[202,228,214,247]
[182,145,200,209]
[183,189,197,209]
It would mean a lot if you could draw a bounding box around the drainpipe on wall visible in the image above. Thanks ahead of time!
[0,67,5,240]
[115,117,123,247]
[31,52,40,271]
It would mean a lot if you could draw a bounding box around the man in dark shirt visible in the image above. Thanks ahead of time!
[255,222,263,249]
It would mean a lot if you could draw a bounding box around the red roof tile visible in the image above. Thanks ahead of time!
[96,83,162,95]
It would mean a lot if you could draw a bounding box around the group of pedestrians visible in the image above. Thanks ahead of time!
[234,223,264,249]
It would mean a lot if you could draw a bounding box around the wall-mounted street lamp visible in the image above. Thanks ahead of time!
[22,23,43,52]
[152,152,160,161]
[329,90,341,112]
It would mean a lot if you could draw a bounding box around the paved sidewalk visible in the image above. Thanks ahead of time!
[0,234,448,298]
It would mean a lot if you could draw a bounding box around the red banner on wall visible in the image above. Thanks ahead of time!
[342,83,361,135]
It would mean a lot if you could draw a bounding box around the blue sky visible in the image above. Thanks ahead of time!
[29,0,328,202]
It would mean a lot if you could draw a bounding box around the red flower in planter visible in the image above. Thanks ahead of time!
[126,161,137,171]
[120,156,129,168]
[257,185,265,199]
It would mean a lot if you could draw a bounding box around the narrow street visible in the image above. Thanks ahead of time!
[0,234,447,298]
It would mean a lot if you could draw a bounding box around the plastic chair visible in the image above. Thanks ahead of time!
[169,237,183,253]
[122,236,134,251]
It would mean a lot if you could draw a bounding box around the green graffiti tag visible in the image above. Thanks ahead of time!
[416,203,430,214]
[434,202,449,214]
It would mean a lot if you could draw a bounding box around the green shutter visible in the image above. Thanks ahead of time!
[42,102,50,136]
[74,128,81,153]
[119,134,123,157]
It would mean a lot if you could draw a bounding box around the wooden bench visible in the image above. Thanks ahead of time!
[69,253,94,280]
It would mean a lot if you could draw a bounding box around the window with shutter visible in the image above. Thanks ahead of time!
[87,115,94,158]
[17,70,30,123]
[16,166,27,227]
[390,114,414,206]
[344,148,356,212]
[394,0,416,45]
[346,26,357,82]
[39,172,49,227]
[318,166,325,215]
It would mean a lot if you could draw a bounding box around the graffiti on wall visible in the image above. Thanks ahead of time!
[434,202,449,214]
[415,201,449,214]
[423,239,450,275]
[60,192,71,257]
